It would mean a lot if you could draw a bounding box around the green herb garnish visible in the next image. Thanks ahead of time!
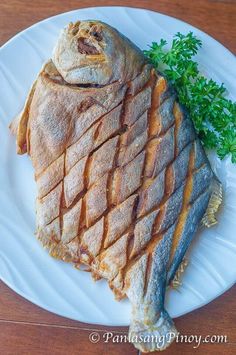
[144,32,236,163]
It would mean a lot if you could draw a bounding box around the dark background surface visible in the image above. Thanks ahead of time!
[0,1,235,354]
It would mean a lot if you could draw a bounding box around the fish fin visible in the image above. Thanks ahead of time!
[169,257,188,290]
[42,241,72,262]
[10,79,37,155]
[201,179,223,228]
[129,309,177,352]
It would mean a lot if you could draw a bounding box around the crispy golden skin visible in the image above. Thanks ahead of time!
[10,21,222,352]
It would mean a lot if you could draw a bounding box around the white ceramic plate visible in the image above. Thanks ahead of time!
[0,6,235,326]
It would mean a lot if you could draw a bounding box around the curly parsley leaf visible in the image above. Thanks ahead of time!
[144,32,236,163]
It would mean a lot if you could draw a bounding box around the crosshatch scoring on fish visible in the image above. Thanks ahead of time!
[9,20,222,353]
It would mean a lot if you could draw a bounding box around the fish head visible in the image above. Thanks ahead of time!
[52,20,146,85]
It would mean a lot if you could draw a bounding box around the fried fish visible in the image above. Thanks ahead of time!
[10,20,222,352]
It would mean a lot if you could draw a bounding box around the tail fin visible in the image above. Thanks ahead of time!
[129,309,177,352]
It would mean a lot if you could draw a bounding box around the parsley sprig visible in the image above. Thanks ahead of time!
[144,32,236,163]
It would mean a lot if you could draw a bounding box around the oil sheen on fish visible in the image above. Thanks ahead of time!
[10,20,222,352]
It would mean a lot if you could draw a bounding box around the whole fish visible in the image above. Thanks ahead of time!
[10,20,222,352]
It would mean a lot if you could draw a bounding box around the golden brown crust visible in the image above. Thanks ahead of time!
[10,20,220,352]
[53,21,146,85]
[13,54,214,306]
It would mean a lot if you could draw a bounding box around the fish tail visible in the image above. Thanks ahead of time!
[201,178,223,228]
[129,309,178,352]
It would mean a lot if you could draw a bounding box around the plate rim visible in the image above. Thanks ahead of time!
[0,5,235,326]
[1,5,236,59]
